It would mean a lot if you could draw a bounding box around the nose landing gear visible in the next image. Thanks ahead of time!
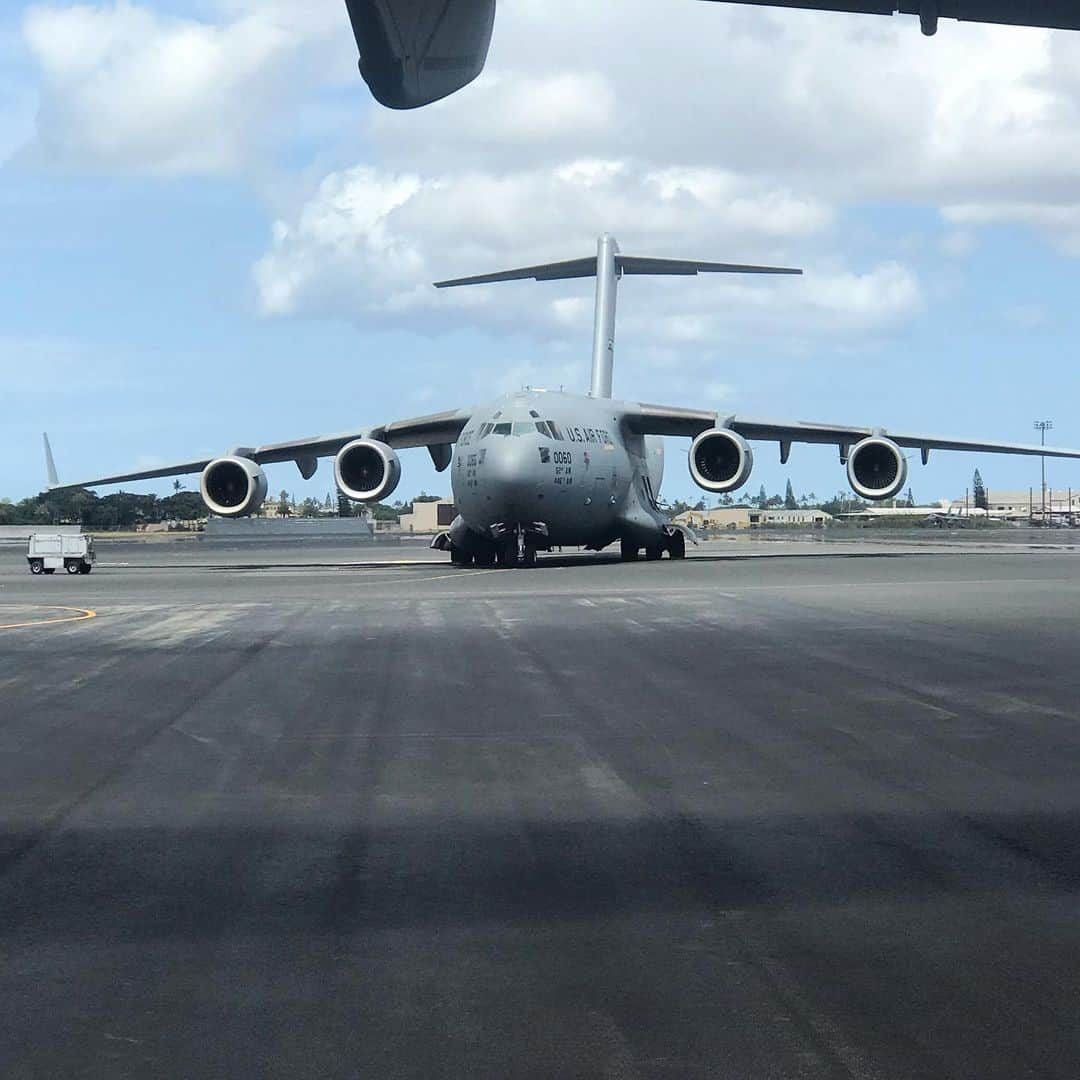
[495,529,536,568]
[451,525,542,568]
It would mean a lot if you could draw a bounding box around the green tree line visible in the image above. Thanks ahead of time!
[0,488,204,529]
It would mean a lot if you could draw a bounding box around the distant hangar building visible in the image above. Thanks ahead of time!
[946,490,1080,521]
[674,507,832,530]
[398,499,456,533]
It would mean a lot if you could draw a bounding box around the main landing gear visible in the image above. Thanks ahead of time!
[620,530,686,562]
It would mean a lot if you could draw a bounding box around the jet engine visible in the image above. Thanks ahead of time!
[200,456,268,517]
[846,436,908,500]
[688,428,754,494]
[335,439,401,502]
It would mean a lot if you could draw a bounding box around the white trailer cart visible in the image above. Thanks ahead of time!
[27,533,95,575]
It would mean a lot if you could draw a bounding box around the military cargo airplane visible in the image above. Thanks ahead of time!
[47,233,1080,567]
[344,0,1080,109]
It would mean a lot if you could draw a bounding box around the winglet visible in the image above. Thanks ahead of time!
[43,432,59,489]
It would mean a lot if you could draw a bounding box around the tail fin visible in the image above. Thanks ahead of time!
[434,234,801,398]
[43,433,59,489]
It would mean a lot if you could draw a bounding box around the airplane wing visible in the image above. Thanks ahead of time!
[341,0,1080,109]
[625,404,1080,462]
[48,408,471,491]
[705,0,1080,35]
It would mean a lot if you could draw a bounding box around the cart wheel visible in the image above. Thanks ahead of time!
[65,560,80,575]
[78,563,92,575]
[29,559,44,575]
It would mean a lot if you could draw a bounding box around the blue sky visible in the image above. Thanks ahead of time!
[4,1,1080,508]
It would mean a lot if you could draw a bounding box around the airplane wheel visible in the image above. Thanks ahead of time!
[451,548,473,567]
[522,544,537,568]
[474,549,496,568]
[29,559,44,575]
[620,540,638,562]
[667,531,686,560]
[645,545,663,561]
[496,538,519,568]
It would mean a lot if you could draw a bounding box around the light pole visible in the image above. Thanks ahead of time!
[1034,420,1053,524]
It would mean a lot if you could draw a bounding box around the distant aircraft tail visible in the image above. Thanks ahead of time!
[434,234,801,399]
[43,432,59,489]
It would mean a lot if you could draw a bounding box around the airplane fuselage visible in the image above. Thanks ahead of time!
[449,389,667,554]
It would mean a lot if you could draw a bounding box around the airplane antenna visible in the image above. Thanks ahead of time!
[434,235,801,399]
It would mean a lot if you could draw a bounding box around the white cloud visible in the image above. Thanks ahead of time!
[252,159,872,348]
[245,1,1080,350]
[943,201,1080,254]
[15,0,1080,362]
[20,0,346,174]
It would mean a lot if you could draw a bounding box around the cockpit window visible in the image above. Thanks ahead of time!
[493,422,512,436]
[511,422,533,435]
[547,422,565,441]
[478,423,493,438]
[535,422,551,438]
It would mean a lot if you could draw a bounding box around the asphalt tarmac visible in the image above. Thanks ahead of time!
[2,537,1080,1079]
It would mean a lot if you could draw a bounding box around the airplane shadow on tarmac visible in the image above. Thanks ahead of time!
[207,550,928,574]
[2,809,1077,939]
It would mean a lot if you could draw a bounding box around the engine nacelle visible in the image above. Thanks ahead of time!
[688,428,754,494]
[200,456,268,517]
[335,439,401,502]
[847,436,908,501]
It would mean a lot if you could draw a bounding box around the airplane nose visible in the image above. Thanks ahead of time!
[485,437,540,517]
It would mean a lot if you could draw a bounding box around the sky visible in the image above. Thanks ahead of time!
[4,0,1080,508]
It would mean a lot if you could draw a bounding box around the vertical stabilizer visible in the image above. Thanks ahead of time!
[43,432,59,488]
[433,237,800,399]
[590,235,619,399]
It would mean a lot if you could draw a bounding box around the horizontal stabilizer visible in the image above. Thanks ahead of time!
[617,256,801,276]
[435,251,801,288]
[434,257,597,288]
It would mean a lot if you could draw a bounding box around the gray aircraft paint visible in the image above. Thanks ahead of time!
[449,390,666,551]
[431,235,798,555]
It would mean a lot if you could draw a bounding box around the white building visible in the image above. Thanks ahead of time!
[398,499,456,533]
[946,490,1080,522]
[748,508,832,527]
[673,507,750,530]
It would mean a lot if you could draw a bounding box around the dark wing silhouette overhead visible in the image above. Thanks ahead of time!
[705,0,1080,36]
[343,0,496,108]
[343,1,1080,108]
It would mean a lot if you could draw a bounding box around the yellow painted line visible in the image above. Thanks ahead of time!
[0,606,98,631]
